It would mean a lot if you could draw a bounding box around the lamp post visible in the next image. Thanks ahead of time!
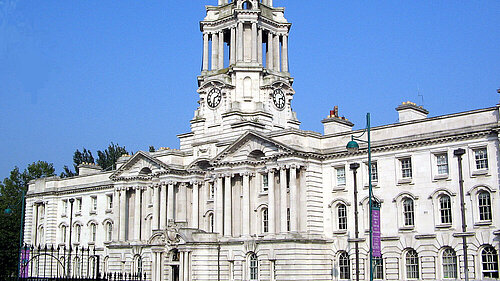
[346,113,374,281]
[350,163,360,281]
[4,190,26,281]
[454,148,469,281]
[67,198,75,277]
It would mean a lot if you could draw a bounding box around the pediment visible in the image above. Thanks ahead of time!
[211,131,296,164]
[110,151,169,180]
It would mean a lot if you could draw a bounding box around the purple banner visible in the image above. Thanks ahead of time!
[372,209,381,257]
[20,248,30,277]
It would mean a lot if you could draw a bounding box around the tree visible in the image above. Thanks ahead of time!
[0,161,55,276]
[60,148,94,178]
[96,143,129,171]
[149,146,156,152]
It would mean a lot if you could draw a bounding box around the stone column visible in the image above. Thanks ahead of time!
[257,28,263,65]
[280,167,287,233]
[289,165,298,232]
[192,182,199,229]
[251,22,258,62]
[31,204,38,244]
[183,252,190,281]
[215,177,224,234]
[268,170,276,234]
[269,0,273,7]
[242,173,250,236]
[224,175,232,236]
[281,34,288,72]
[152,185,159,230]
[211,33,219,70]
[218,31,224,69]
[160,184,167,229]
[134,187,142,240]
[237,22,244,62]
[267,31,274,70]
[167,182,175,221]
[178,183,187,222]
[179,252,184,281]
[202,33,209,71]
[274,34,280,72]
[230,27,236,65]
[113,190,120,240]
[119,188,127,241]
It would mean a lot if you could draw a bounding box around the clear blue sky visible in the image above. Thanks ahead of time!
[0,1,499,177]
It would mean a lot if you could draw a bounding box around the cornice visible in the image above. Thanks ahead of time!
[26,184,114,198]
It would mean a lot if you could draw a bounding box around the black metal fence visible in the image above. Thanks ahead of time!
[8,244,147,281]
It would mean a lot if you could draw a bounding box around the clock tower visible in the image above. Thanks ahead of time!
[179,0,300,151]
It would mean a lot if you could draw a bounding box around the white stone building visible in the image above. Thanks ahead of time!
[24,0,499,280]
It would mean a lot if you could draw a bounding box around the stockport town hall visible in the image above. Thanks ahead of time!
[24,0,500,280]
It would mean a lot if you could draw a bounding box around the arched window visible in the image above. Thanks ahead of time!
[75,224,82,243]
[90,223,97,242]
[103,256,109,273]
[442,248,457,278]
[105,222,113,242]
[139,167,152,175]
[262,208,269,233]
[482,246,499,278]
[134,255,143,275]
[339,251,350,279]
[208,213,214,232]
[439,195,452,224]
[249,253,258,280]
[405,249,419,279]
[478,191,492,221]
[61,225,67,243]
[403,198,415,227]
[374,255,383,280]
[243,1,253,10]
[337,204,347,230]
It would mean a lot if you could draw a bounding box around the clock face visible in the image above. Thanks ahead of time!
[207,88,222,108]
[273,89,286,110]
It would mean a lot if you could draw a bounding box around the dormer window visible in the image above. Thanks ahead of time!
[139,167,152,175]
[242,1,252,10]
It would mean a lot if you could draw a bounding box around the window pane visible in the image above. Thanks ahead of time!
[337,167,346,185]
[338,204,347,230]
[478,192,492,221]
[250,254,258,280]
[374,256,384,279]
[475,148,488,170]
[403,199,415,227]
[339,252,350,279]
[442,248,457,278]
[482,246,499,278]
[401,158,412,178]
[406,249,419,279]
[439,195,452,224]
[437,154,449,175]
[371,162,378,182]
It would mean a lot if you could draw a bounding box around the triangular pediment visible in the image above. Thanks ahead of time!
[110,151,170,180]
[212,131,296,164]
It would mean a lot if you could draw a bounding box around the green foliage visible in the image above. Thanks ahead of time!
[61,148,94,178]
[149,146,156,152]
[96,143,129,171]
[0,161,55,276]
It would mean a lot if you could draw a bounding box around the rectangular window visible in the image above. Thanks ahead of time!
[403,199,415,227]
[439,196,452,224]
[370,162,378,182]
[76,198,82,213]
[62,200,68,216]
[338,204,347,230]
[287,208,290,231]
[107,194,113,209]
[475,148,488,170]
[436,154,449,175]
[262,174,269,192]
[91,196,97,212]
[336,167,346,186]
[374,256,384,280]
[401,158,412,179]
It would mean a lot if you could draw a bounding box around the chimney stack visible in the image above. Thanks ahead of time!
[321,106,354,135]
[77,163,102,176]
[396,101,429,122]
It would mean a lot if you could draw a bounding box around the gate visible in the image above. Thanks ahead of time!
[12,244,147,281]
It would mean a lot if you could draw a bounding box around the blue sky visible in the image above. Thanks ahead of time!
[0,0,499,177]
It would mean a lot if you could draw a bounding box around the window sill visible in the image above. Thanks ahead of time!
[333,230,348,235]
[399,226,415,231]
[61,214,67,218]
[364,182,379,189]
[105,209,112,214]
[207,199,214,203]
[75,212,81,217]
[398,178,413,185]
[472,170,489,177]
[435,223,452,229]
[90,211,97,215]
[332,186,346,192]
[88,242,95,246]
[475,221,492,226]
[258,191,269,197]
[433,174,449,180]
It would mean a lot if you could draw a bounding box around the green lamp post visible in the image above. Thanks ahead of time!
[346,113,374,281]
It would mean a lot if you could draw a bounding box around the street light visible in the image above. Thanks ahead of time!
[345,113,375,281]
[67,198,75,277]
[4,190,26,281]
[350,163,361,281]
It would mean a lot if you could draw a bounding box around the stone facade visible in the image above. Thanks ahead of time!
[24,1,500,280]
